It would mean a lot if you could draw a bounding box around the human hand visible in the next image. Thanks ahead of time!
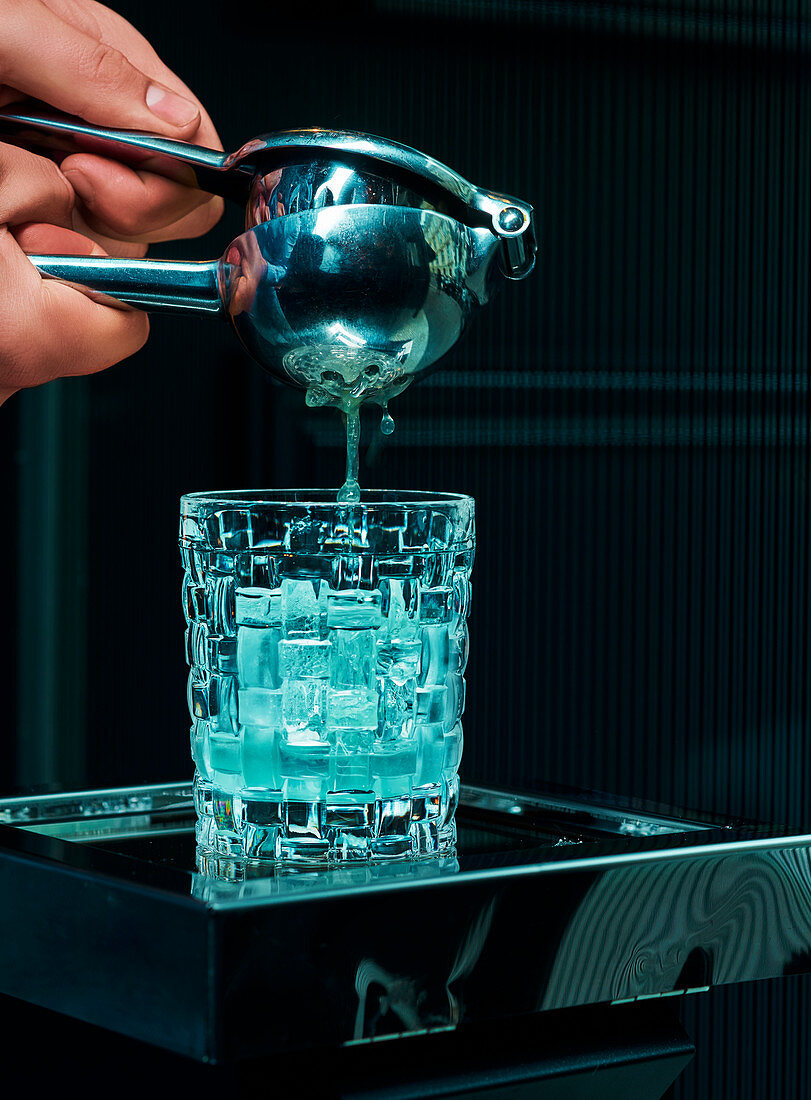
[0,0,225,404]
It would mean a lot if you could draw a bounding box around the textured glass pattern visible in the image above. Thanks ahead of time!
[180,491,474,862]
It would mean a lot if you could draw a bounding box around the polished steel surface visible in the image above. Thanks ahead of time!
[29,207,498,400]
[3,107,536,393]
[225,203,498,400]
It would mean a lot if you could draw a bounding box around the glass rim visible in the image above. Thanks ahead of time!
[181,489,474,509]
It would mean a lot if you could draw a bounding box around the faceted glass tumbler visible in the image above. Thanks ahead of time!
[179,490,474,863]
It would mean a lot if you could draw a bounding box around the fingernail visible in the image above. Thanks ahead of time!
[146,84,199,128]
[63,169,95,207]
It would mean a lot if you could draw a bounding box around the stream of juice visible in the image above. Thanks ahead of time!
[306,384,398,502]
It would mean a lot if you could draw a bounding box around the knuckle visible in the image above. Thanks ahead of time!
[56,168,77,217]
[0,144,75,224]
[37,160,75,215]
[83,39,128,89]
[114,205,145,238]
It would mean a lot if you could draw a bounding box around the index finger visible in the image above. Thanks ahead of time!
[0,0,201,133]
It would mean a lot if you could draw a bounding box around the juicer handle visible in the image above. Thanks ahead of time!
[27,255,224,315]
[0,108,537,278]
[0,105,252,203]
[258,129,537,278]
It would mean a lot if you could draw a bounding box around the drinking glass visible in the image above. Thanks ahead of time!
[179,490,474,862]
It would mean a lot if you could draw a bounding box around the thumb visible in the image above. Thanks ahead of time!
[0,0,200,133]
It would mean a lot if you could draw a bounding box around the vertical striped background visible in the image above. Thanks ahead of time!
[1,1,809,1094]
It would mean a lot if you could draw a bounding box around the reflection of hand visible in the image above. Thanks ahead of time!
[0,0,225,405]
[226,231,269,318]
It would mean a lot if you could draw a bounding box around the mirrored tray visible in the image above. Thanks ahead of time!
[0,781,809,1063]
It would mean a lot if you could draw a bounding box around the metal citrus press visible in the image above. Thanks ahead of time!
[0,108,536,403]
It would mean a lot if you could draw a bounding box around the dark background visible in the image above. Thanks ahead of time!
[1,0,810,1095]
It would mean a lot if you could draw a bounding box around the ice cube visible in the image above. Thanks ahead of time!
[325,797,375,832]
[186,622,209,670]
[441,773,460,825]
[279,639,331,680]
[281,578,326,638]
[193,773,214,817]
[237,625,282,688]
[210,508,252,550]
[448,623,469,675]
[421,552,453,588]
[415,685,448,724]
[243,823,279,858]
[371,743,418,799]
[278,554,332,581]
[331,749,373,792]
[284,798,326,839]
[450,573,471,630]
[381,578,420,639]
[189,674,209,720]
[212,788,238,832]
[327,590,383,630]
[278,742,330,802]
[208,634,237,675]
[377,556,418,579]
[379,677,416,742]
[250,554,279,588]
[414,722,445,786]
[209,730,241,775]
[367,524,404,555]
[209,674,240,734]
[418,625,450,687]
[282,679,328,737]
[411,783,442,821]
[238,687,283,729]
[234,551,279,590]
[328,688,379,730]
[190,719,212,781]
[242,725,281,788]
[332,723,374,791]
[209,575,235,636]
[443,721,464,771]
[241,793,284,826]
[180,515,204,547]
[443,675,466,730]
[330,553,377,590]
[235,586,282,627]
[377,797,412,838]
[420,586,452,625]
[183,577,207,623]
[330,629,376,689]
[376,639,422,680]
[371,743,418,776]
[209,550,234,576]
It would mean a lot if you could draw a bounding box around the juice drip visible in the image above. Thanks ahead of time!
[337,402,361,503]
[305,381,399,503]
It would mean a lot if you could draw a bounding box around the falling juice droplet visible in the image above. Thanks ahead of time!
[380,407,395,436]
